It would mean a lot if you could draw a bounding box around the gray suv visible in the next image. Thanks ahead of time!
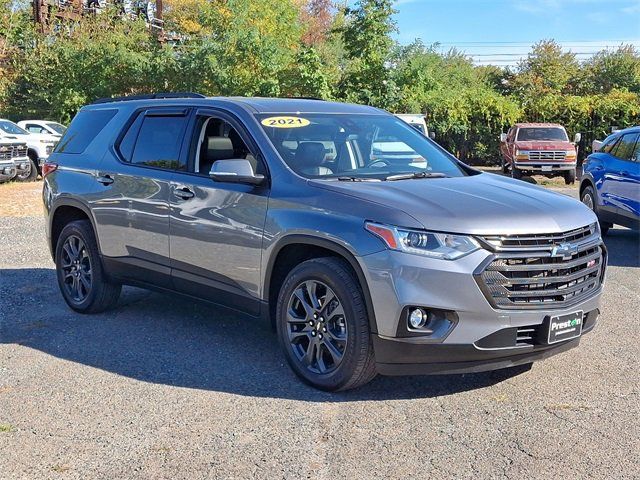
[43,94,606,391]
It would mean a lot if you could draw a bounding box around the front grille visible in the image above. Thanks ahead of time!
[0,144,28,160]
[477,226,605,310]
[527,150,566,161]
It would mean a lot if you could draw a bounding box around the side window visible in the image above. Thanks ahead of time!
[632,137,640,162]
[55,109,117,154]
[27,124,45,134]
[610,133,639,161]
[192,116,262,175]
[601,136,619,154]
[129,114,188,170]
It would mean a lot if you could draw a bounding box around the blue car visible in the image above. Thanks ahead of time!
[580,126,640,235]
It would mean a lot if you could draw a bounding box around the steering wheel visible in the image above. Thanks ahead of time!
[366,158,391,168]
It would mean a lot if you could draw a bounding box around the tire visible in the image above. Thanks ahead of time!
[15,157,38,182]
[511,166,523,180]
[581,185,611,235]
[55,219,121,313]
[276,257,377,391]
[563,169,576,185]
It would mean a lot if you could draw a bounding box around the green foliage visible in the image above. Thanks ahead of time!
[336,0,397,108]
[582,46,640,94]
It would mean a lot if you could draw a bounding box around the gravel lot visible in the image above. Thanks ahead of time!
[0,181,639,479]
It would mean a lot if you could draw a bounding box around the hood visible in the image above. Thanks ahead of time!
[0,131,55,143]
[309,173,596,235]
[514,141,575,151]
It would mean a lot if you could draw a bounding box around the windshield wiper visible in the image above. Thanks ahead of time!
[384,172,448,181]
[337,176,381,182]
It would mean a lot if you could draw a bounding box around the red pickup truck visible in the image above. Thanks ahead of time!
[500,123,581,184]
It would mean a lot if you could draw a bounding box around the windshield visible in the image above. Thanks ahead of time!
[46,122,67,134]
[0,120,28,135]
[516,127,568,142]
[257,114,465,179]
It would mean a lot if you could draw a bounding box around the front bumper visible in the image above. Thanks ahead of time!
[13,156,31,176]
[374,310,598,375]
[359,244,604,375]
[514,161,576,172]
[0,162,17,181]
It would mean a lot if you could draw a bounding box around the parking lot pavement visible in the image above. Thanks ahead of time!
[1,196,639,479]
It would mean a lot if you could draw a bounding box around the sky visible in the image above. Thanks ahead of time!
[391,0,640,65]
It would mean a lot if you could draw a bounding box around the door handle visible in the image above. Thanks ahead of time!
[173,186,194,200]
[96,174,114,185]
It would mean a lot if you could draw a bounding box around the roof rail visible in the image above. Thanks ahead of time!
[91,92,206,105]
[284,96,326,101]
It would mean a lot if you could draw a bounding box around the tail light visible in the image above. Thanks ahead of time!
[42,162,58,177]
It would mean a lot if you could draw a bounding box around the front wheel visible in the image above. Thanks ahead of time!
[55,220,121,313]
[276,257,377,391]
[563,169,576,185]
[581,185,611,235]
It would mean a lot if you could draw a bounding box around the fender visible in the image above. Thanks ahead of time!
[264,234,379,334]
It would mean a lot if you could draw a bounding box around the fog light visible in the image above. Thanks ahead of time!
[408,308,428,329]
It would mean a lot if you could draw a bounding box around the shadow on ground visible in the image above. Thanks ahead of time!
[604,228,640,268]
[1,267,532,402]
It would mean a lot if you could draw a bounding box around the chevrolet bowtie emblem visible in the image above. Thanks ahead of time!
[551,242,578,260]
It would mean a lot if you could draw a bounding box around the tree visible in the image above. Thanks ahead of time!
[514,39,580,95]
[280,46,331,98]
[583,45,640,94]
[336,0,397,108]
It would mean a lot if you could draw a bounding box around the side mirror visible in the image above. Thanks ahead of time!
[500,133,507,143]
[592,140,602,152]
[428,131,436,140]
[209,159,265,186]
[574,132,582,144]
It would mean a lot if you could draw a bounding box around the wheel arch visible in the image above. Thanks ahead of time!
[579,176,596,199]
[264,235,378,334]
[50,199,99,261]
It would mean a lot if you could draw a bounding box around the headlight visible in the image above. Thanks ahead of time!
[515,150,529,159]
[365,222,480,260]
[565,150,577,158]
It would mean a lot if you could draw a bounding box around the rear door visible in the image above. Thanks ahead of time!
[168,108,269,315]
[91,107,190,286]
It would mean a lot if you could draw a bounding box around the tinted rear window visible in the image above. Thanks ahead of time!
[610,133,639,160]
[130,115,188,170]
[55,109,117,154]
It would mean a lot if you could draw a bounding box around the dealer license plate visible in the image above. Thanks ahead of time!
[547,311,583,344]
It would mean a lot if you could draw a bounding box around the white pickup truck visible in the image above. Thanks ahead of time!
[0,139,29,183]
[0,119,57,180]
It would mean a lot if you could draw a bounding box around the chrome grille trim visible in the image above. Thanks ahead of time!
[476,226,605,310]
[480,224,597,252]
[527,150,566,161]
[0,144,28,160]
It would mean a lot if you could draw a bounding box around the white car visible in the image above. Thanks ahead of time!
[17,120,67,139]
[0,119,57,180]
[394,114,432,138]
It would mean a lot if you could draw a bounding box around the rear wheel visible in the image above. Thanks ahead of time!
[276,257,376,391]
[55,220,121,313]
[581,185,611,235]
[563,169,576,185]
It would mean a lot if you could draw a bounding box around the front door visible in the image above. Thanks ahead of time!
[168,109,269,315]
[602,132,639,219]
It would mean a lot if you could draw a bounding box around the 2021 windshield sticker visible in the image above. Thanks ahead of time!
[260,116,311,128]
